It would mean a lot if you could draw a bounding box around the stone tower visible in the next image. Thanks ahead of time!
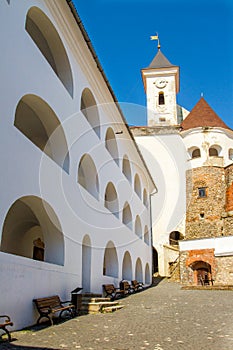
[141,49,179,126]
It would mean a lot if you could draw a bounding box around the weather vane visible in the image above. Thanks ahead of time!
[150,33,161,50]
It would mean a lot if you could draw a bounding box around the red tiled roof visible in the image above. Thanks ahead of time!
[180,97,230,130]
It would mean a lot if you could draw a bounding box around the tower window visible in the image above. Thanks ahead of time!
[198,187,207,198]
[192,148,201,159]
[209,147,218,157]
[158,92,165,105]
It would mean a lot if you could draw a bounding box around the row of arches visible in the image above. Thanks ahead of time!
[24,6,149,202]
[102,241,150,284]
[0,196,151,290]
[190,145,233,160]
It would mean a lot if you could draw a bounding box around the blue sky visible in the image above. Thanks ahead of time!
[73,0,233,128]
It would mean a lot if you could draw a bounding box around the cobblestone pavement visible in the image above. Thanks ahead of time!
[1,279,233,350]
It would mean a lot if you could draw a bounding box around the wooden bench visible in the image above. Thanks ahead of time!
[33,295,75,325]
[0,315,13,342]
[102,284,125,300]
[120,280,133,295]
[131,280,144,292]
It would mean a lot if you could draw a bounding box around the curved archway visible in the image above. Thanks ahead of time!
[145,263,150,284]
[134,174,141,198]
[103,241,118,278]
[144,225,150,245]
[14,94,70,173]
[122,251,133,281]
[105,127,119,165]
[78,154,99,200]
[122,202,132,230]
[1,196,64,265]
[122,155,132,182]
[81,88,100,137]
[26,7,73,97]
[82,235,92,292]
[135,215,142,238]
[135,258,143,282]
[104,182,119,218]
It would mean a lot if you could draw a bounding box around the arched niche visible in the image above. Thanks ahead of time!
[122,155,132,182]
[78,154,99,200]
[135,215,142,238]
[122,202,132,230]
[104,182,119,218]
[134,174,141,199]
[103,241,118,278]
[14,94,70,173]
[26,6,73,97]
[105,127,119,165]
[135,258,143,283]
[81,88,100,138]
[144,225,150,245]
[145,263,150,284]
[1,196,64,265]
[82,234,92,292]
[122,251,133,281]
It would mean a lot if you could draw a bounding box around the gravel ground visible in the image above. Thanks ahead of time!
[1,279,233,350]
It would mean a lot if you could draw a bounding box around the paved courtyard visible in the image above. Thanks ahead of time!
[1,279,233,350]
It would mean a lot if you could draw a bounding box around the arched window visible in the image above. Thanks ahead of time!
[104,182,119,218]
[143,188,148,207]
[144,225,150,245]
[122,251,133,281]
[135,215,142,238]
[26,7,73,97]
[122,155,132,182]
[209,146,221,157]
[134,174,141,198]
[158,92,165,105]
[229,149,233,160]
[192,148,201,159]
[135,258,143,282]
[81,88,100,138]
[78,154,99,200]
[122,202,132,230]
[103,241,118,277]
[1,196,64,266]
[14,94,70,173]
[105,127,119,165]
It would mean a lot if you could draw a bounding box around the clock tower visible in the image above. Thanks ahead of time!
[141,49,180,126]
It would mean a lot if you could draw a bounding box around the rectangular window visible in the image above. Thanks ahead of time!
[198,187,207,198]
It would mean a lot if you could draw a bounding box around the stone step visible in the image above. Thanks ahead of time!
[81,297,111,303]
[81,300,122,314]
[102,304,125,313]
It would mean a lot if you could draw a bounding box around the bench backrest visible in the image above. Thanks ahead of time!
[34,295,61,310]
[131,280,138,287]
[103,284,115,294]
[120,281,130,290]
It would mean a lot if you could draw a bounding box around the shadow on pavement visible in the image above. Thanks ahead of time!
[0,342,59,350]
[151,276,165,286]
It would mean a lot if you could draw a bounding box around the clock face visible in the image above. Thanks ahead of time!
[155,79,167,89]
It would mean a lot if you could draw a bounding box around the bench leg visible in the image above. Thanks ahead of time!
[1,327,12,342]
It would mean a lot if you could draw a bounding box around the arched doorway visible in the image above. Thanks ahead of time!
[190,261,212,285]
[152,247,158,274]
[82,235,92,292]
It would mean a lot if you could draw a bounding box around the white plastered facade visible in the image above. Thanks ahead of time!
[0,0,155,330]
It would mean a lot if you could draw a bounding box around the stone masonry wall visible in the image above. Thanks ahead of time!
[215,256,233,285]
[185,167,226,239]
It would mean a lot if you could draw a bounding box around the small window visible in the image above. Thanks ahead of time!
[229,149,233,160]
[192,148,201,159]
[158,92,165,105]
[209,148,218,157]
[159,117,166,122]
[198,187,207,198]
